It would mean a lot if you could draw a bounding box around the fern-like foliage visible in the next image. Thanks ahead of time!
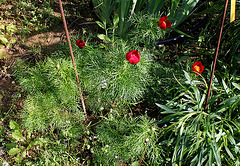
[13,57,85,133]
[92,112,165,165]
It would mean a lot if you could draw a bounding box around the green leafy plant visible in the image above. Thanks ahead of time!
[92,112,164,165]
[196,0,238,63]
[93,0,203,39]
[92,0,167,37]
[92,0,135,37]
[1,0,57,38]
[0,23,17,59]
[7,120,46,164]
[7,0,240,165]
[169,0,201,28]
[72,39,161,111]
[127,12,167,48]
[145,0,167,15]
[96,14,119,46]
[220,14,240,73]
[13,56,85,133]
[156,70,240,166]
[92,0,117,25]
[6,120,89,165]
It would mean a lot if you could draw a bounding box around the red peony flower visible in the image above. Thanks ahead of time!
[126,50,141,64]
[158,16,171,30]
[76,39,85,49]
[192,61,204,75]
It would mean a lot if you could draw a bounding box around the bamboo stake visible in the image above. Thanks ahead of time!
[58,0,88,119]
[205,0,229,110]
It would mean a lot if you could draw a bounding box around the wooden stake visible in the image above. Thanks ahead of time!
[205,0,229,110]
[58,0,88,120]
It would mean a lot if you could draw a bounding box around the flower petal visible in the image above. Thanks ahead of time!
[160,16,168,21]
[165,20,171,28]
[192,61,204,75]
[76,39,85,49]
[126,50,141,64]
[158,22,167,29]
[158,16,171,30]
[126,51,132,61]
[129,57,140,64]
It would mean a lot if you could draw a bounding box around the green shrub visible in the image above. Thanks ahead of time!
[51,37,165,113]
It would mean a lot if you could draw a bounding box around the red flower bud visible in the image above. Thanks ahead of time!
[192,61,204,76]
[126,50,141,64]
[158,16,171,30]
[76,39,85,49]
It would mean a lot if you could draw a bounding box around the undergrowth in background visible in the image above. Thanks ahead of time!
[0,0,58,36]
[1,0,240,165]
